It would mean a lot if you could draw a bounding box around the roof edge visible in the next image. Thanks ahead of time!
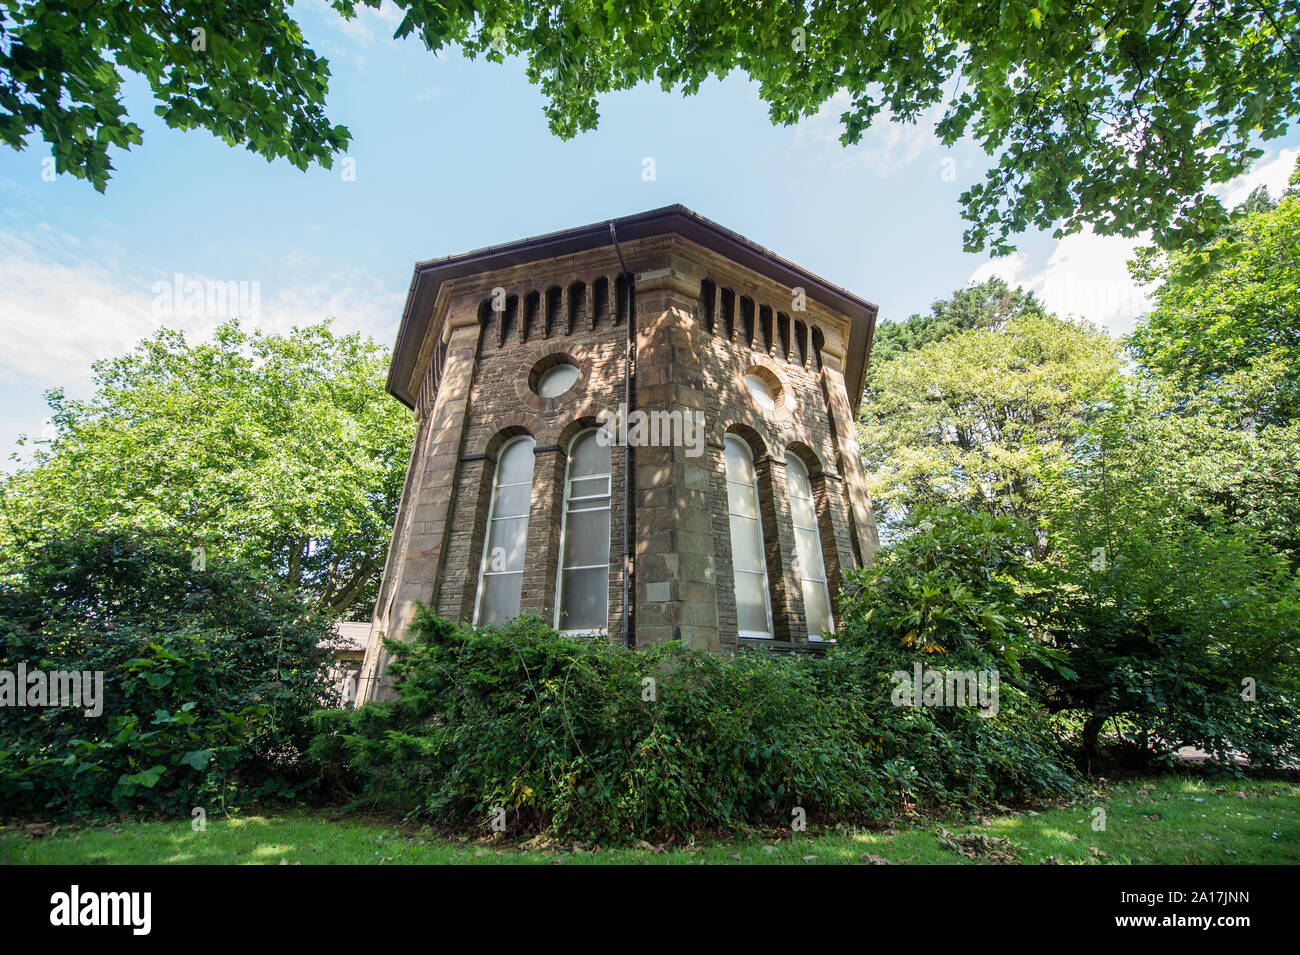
[388,205,878,412]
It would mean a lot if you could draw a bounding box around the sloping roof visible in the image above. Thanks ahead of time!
[388,204,879,413]
[332,621,370,653]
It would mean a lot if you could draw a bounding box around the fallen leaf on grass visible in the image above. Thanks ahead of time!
[936,828,1020,863]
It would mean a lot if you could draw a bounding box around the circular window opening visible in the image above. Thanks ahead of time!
[537,362,579,399]
[744,372,776,411]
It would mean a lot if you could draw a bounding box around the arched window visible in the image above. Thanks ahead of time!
[555,429,611,633]
[725,435,773,638]
[785,453,834,639]
[474,436,535,626]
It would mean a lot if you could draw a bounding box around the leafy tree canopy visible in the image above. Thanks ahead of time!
[1128,160,1300,426]
[0,321,412,616]
[867,277,1047,383]
[370,0,1299,252]
[0,529,336,815]
[860,311,1121,534]
[6,1,1298,250]
[1031,377,1300,764]
[0,0,351,191]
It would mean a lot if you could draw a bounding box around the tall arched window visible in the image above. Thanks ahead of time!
[725,435,773,638]
[474,436,535,625]
[555,429,611,633]
[785,453,834,639]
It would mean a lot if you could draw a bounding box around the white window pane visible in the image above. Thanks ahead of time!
[726,435,770,636]
[790,494,816,529]
[795,528,822,571]
[480,572,522,625]
[729,515,764,573]
[569,431,611,477]
[734,572,770,634]
[785,455,813,497]
[497,438,536,484]
[802,578,833,638]
[724,436,755,484]
[559,567,607,631]
[727,481,759,519]
[486,515,528,571]
[570,475,610,499]
[492,481,532,518]
[478,437,534,625]
[568,495,611,512]
[745,374,775,410]
[557,428,612,633]
[563,509,610,567]
[538,363,579,398]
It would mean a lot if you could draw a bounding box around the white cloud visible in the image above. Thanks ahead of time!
[970,228,1154,337]
[1213,147,1298,209]
[0,230,164,388]
[316,0,406,47]
[789,92,944,176]
[968,251,1030,288]
[967,148,1299,338]
[410,84,445,104]
[0,222,404,463]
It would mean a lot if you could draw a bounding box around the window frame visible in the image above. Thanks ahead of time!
[537,362,579,398]
[785,452,835,640]
[553,428,612,635]
[473,435,536,626]
[725,435,775,639]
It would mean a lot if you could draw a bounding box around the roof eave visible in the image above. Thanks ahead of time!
[388,205,878,413]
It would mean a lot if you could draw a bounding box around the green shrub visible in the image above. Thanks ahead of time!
[1031,384,1300,766]
[308,598,1074,843]
[0,530,336,817]
[1035,517,1300,767]
[835,506,1066,672]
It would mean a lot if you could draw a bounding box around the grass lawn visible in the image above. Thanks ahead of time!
[3,775,1297,865]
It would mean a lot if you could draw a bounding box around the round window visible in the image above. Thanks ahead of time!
[538,363,579,398]
[744,373,775,411]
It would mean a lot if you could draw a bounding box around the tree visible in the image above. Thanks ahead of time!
[1031,379,1300,767]
[0,321,413,616]
[859,310,1120,536]
[836,504,1066,677]
[0,529,336,815]
[9,1,1299,252]
[867,278,1046,384]
[1128,161,1300,427]
[393,0,1299,252]
[1123,165,1300,559]
[0,0,351,191]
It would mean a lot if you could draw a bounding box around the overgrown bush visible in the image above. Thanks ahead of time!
[309,583,1074,843]
[0,530,336,817]
[1033,385,1300,768]
[1036,515,1300,768]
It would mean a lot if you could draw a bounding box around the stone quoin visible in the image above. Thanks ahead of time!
[355,205,880,704]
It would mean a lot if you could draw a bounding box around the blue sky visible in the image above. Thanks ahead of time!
[1,0,1297,466]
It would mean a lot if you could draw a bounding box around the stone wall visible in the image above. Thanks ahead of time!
[355,234,877,703]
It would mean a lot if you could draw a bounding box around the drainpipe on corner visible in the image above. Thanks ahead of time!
[609,222,634,650]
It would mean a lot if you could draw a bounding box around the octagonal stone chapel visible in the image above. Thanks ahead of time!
[355,206,880,704]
